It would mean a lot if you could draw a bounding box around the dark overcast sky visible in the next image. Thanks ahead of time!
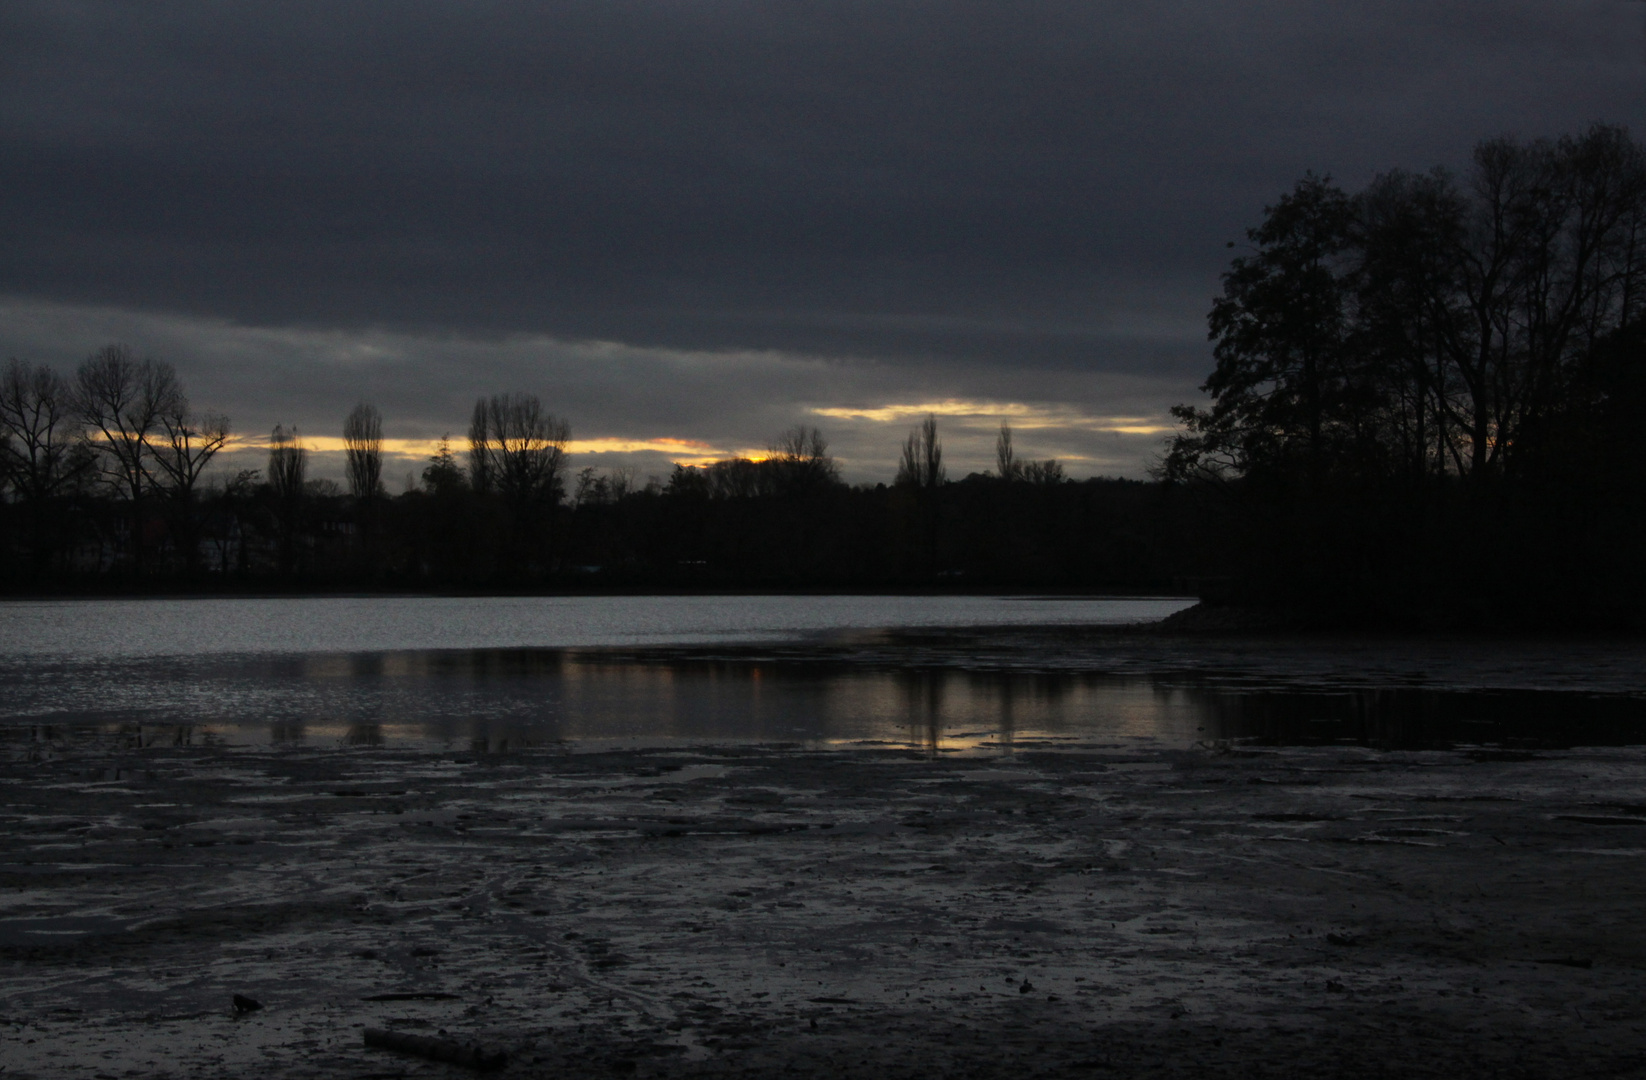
[2,1,1642,481]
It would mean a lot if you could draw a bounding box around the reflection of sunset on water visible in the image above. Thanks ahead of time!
[59,658,1207,754]
[45,650,1646,757]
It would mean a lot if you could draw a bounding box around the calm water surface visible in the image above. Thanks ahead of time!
[0,594,1193,657]
[4,594,1643,752]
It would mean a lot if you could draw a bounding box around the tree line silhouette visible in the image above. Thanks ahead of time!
[0,351,1195,592]
[1166,123,1646,628]
[7,123,1637,623]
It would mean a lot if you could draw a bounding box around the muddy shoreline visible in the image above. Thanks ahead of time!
[5,728,1646,1078]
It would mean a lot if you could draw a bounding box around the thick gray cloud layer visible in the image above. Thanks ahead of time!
[1,1,1642,478]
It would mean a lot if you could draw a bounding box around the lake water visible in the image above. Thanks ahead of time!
[0,594,1194,657]
[4,594,1644,753]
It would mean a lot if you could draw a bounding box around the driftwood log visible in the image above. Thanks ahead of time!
[363,1028,508,1071]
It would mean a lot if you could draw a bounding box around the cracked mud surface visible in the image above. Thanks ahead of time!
[4,731,1646,1078]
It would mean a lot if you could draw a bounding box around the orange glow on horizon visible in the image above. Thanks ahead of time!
[209,402,1172,474]
[218,433,771,465]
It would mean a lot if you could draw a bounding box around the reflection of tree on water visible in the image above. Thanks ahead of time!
[13,724,62,762]
[120,723,198,748]
[340,668,389,746]
[269,721,306,745]
[437,648,571,681]
[1183,684,1440,748]
[1182,682,1646,751]
[996,677,1016,754]
[468,722,548,755]
[348,653,388,679]
[892,672,1066,754]
[344,723,383,747]
[900,671,944,755]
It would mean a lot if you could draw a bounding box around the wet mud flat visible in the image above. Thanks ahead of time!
[4,735,1646,1079]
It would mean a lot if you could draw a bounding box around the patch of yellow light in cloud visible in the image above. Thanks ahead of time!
[811,399,1042,423]
[569,437,716,455]
[224,435,453,456]
[573,437,775,466]
[810,400,1174,435]
[1103,424,1175,435]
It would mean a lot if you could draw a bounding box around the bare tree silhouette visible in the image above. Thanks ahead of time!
[896,414,944,489]
[0,359,93,572]
[152,404,229,501]
[995,421,1019,481]
[150,394,230,575]
[1170,125,1646,490]
[343,402,384,501]
[267,424,308,575]
[1,359,87,505]
[74,345,178,501]
[466,393,569,507]
[894,414,945,577]
[466,400,493,494]
[1020,459,1065,485]
[267,425,307,502]
[74,344,181,572]
[466,392,570,573]
[768,424,839,496]
[607,465,637,500]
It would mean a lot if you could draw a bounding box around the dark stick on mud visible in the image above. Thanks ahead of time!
[363,1028,508,1071]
